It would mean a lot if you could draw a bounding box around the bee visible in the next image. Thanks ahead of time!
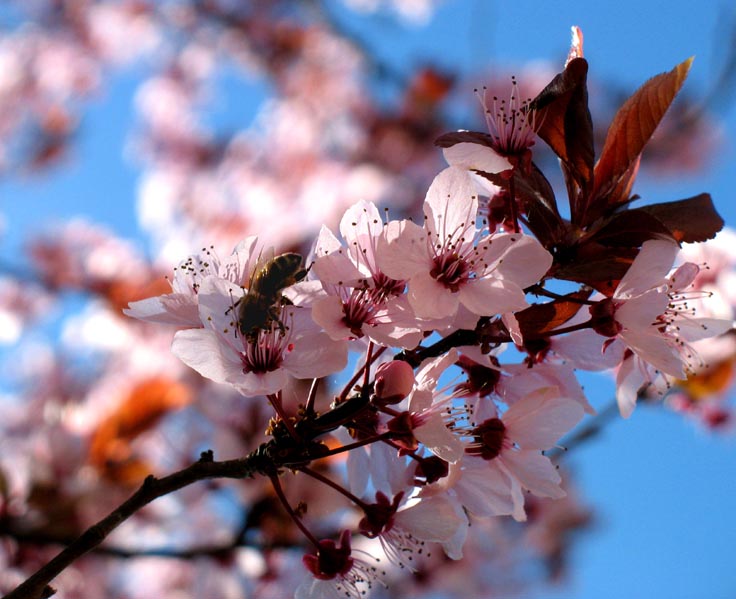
[235,252,307,342]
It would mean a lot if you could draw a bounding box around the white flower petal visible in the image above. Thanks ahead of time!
[408,271,459,319]
[454,459,515,518]
[235,369,288,397]
[124,294,199,327]
[616,288,669,328]
[312,295,352,341]
[616,239,679,298]
[442,142,513,174]
[424,166,478,242]
[395,495,465,542]
[501,450,565,499]
[552,330,624,371]
[283,328,347,379]
[615,354,647,418]
[172,328,241,385]
[339,199,383,252]
[414,414,464,463]
[620,329,685,377]
[491,235,553,287]
[313,225,365,285]
[503,389,584,449]
[378,219,429,280]
[677,317,733,343]
[459,277,527,316]
[415,348,458,390]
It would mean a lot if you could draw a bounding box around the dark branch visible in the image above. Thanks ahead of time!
[3,450,271,599]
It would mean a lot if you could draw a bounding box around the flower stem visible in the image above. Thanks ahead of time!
[541,318,595,337]
[299,466,369,511]
[304,377,320,417]
[508,173,520,233]
[268,392,299,440]
[527,284,596,305]
[269,474,321,548]
[339,345,386,402]
[317,432,393,459]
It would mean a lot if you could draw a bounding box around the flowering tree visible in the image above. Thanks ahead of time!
[1,4,735,599]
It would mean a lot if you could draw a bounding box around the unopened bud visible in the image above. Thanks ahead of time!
[374,360,415,405]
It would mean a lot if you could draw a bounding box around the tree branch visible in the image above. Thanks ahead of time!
[3,450,271,599]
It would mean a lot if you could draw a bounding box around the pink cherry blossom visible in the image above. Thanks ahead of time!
[297,530,383,599]
[590,239,733,416]
[436,388,584,521]
[311,200,423,348]
[379,166,552,321]
[171,276,347,397]
[359,491,465,570]
[455,349,595,415]
[403,349,465,463]
[441,76,539,175]
[124,237,259,327]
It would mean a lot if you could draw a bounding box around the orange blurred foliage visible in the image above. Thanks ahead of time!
[89,376,191,484]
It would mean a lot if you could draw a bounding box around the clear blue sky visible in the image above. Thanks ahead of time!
[1,2,735,598]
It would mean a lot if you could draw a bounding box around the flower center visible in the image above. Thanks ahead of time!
[240,316,292,374]
[372,271,406,300]
[589,297,624,337]
[430,251,472,292]
[341,287,375,337]
[359,491,403,538]
[478,76,538,158]
[465,417,508,460]
[303,534,354,580]
[414,456,449,485]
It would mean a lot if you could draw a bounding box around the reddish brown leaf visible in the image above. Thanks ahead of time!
[435,130,495,149]
[479,166,566,248]
[592,58,693,211]
[638,193,724,243]
[603,155,640,209]
[566,26,584,65]
[531,58,595,212]
[515,290,593,340]
[585,208,675,247]
[554,245,639,296]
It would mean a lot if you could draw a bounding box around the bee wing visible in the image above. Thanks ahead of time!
[248,246,276,288]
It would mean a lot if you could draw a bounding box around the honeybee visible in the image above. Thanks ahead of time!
[235,252,307,342]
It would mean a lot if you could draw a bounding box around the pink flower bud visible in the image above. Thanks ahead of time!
[374,360,415,405]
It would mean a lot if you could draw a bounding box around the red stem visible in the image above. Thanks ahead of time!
[269,474,321,548]
[299,466,369,511]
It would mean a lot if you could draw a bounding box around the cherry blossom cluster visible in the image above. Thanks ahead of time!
[123,58,732,592]
[2,10,736,598]
[125,178,588,597]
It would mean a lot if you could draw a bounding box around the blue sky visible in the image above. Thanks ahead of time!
[1,2,735,598]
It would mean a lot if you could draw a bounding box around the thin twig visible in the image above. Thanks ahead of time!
[2,450,269,599]
[546,400,620,461]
